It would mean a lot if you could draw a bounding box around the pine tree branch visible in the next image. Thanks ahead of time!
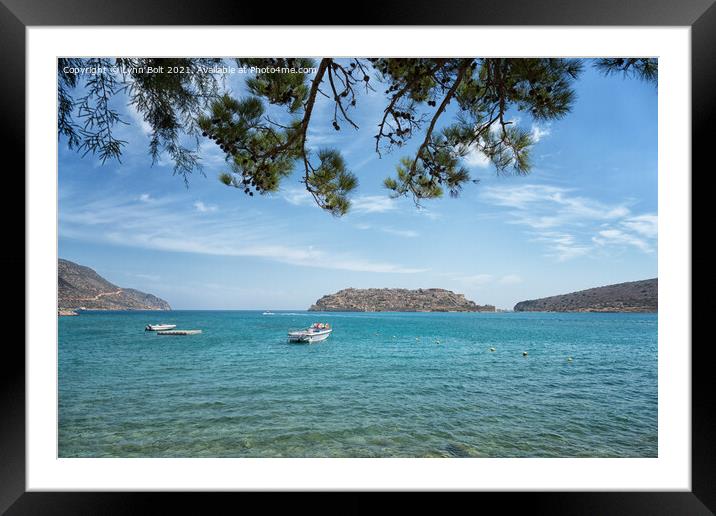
[326,62,359,129]
[409,58,472,176]
[375,59,446,156]
[299,58,330,206]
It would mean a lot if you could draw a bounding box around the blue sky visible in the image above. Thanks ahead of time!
[58,60,657,310]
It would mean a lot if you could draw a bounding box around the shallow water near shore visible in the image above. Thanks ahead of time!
[58,310,657,457]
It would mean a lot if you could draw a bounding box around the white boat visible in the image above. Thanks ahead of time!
[262,311,275,315]
[287,323,333,343]
[145,324,176,331]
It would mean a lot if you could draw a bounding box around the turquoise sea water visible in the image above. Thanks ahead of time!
[59,311,657,458]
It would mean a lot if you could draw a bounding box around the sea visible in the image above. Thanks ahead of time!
[58,310,657,458]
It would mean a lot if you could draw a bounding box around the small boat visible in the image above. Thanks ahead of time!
[262,311,275,315]
[145,324,176,331]
[287,323,332,343]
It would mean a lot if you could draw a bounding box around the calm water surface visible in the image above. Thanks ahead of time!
[59,311,657,457]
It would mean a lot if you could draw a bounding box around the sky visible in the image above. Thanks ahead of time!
[58,59,657,310]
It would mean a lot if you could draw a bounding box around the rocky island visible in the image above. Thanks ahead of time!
[513,278,657,312]
[309,288,495,312]
[58,258,171,314]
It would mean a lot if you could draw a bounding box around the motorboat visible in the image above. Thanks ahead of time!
[145,324,177,331]
[287,323,332,343]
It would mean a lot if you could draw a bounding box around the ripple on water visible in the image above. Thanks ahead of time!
[59,311,657,457]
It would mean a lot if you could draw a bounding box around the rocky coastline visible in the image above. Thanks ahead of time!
[309,288,495,312]
[513,278,657,312]
[58,259,171,313]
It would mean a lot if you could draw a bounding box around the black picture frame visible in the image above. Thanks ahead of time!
[3,1,710,513]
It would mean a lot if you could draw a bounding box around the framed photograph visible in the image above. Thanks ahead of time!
[5,0,711,512]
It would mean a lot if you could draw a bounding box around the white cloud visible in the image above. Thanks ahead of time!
[482,184,629,224]
[621,214,658,238]
[415,206,442,220]
[60,193,426,275]
[139,193,153,202]
[351,195,398,214]
[354,223,418,239]
[461,118,534,170]
[530,124,551,143]
[281,186,315,207]
[197,140,230,167]
[194,201,218,213]
[463,145,491,168]
[530,231,592,262]
[126,104,153,136]
[552,244,592,262]
[281,191,398,215]
[593,229,653,253]
[482,184,655,261]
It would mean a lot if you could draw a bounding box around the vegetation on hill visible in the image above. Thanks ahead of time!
[58,259,170,311]
[309,288,495,312]
[513,278,657,312]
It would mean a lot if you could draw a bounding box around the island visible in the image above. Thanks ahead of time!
[308,288,495,312]
[513,278,657,312]
[58,258,171,314]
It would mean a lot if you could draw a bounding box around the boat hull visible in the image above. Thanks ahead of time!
[145,324,176,331]
[287,329,332,343]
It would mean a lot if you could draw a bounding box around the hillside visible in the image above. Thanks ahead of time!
[309,288,495,312]
[58,259,171,312]
[513,278,657,312]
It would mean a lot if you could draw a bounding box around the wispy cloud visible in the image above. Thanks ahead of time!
[126,103,152,136]
[415,206,442,220]
[482,183,656,261]
[531,231,592,262]
[351,195,398,214]
[280,186,315,207]
[593,229,653,253]
[194,201,218,213]
[530,124,551,143]
[621,214,657,238]
[482,184,629,223]
[463,145,491,168]
[354,223,419,238]
[60,193,426,274]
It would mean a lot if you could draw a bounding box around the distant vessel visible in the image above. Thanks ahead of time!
[262,311,275,315]
[145,324,176,331]
[287,323,332,343]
